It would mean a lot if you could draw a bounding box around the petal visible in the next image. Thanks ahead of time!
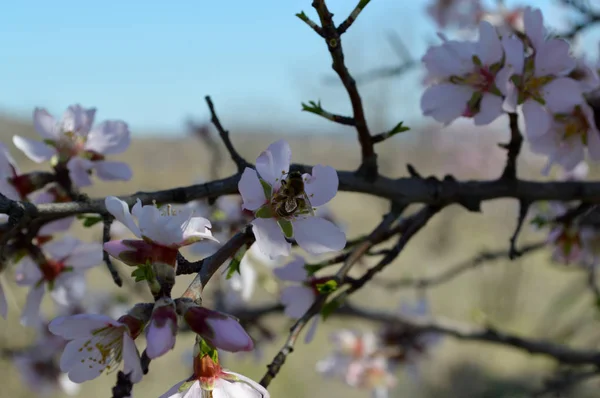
[0,280,7,319]
[273,255,307,282]
[501,36,524,76]
[215,374,269,398]
[534,39,576,77]
[304,316,319,344]
[303,165,338,207]
[67,157,94,187]
[14,256,43,286]
[49,313,118,340]
[542,78,584,113]
[523,100,551,138]
[476,21,503,66]
[12,136,56,163]
[180,216,217,246]
[159,380,188,398]
[280,285,315,319]
[228,258,257,302]
[524,7,545,49]
[292,217,346,255]
[420,83,474,125]
[44,236,81,259]
[65,242,103,269]
[20,284,45,327]
[51,273,87,306]
[184,307,254,352]
[33,108,59,139]
[251,218,291,259]
[93,161,133,181]
[122,334,143,383]
[473,94,504,125]
[61,105,96,136]
[60,338,92,370]
[85,120,131,155]
[238,168,267,211]
[38,216,75,236]
[105,197,142,238]
[255,139,291,186]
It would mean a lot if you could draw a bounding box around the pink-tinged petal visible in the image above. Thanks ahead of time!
[273,256,307,282]
[303,165,338,207]
[421,83,474,125]
[38,216,74,236]
[476,21,503,66]
[524,7,545,49]
[105,197,142,238]
[51,273,87,306]
[159,379,188,398]
[280,285,315,319]
[219,372,270,398]
[0,280,7,319]
[65,242,103,269]
[292,217,346,255]
[85,120,131,155]
[94,161,133,181]
[44,236,81,259]
[251,218,291,259]
[12,136,56,163]
[67,157,94,187]
[20,284,45,327]
[255,139,291,186]
[543,78,584,113]
[122,334,143,383]
[304,316,319,344]
[14,256,43,286]
[523,100,551,138]
[239,168,267,211]
[183,306,254,352]
[473,94,504,125]
[501,36,524,76]
[534,39,576,77]
[33,108,59,139]
[61,105,96,135]
[49,313,118,339]
[146,300,178,359]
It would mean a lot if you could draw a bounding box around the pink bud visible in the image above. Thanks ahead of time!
[145,298,178,359]
[184,306,254,352]
[103,239,155,267]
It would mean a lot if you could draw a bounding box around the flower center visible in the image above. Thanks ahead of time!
[78,323,126,373]
[554,227,582,259]
[556,106,590,144]
[462,67,495,92]
[40,259,67,282]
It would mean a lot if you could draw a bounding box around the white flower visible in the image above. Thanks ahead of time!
[160,351,269,398]
[426,0,483,30]
[14,237,102,326]
[421,21,506,126]
[273,256,321,343]
[316,329,379,379]
[238,139,346,259]
[48,313,144,383]
[12,105,132,187]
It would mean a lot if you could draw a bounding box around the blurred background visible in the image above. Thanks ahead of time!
[2,0,600,397]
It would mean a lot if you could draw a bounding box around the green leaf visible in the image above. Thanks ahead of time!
[131,263,154,283]
[301,100,324,117]
[316,279,338,293]
[278,219,293,238]
[198,338,219,363]
[81,215,103,228]
[321,296,344,320]
[389,121,410,136]
[255,206,274,219]
[259,179,272,199]
[471,55,482,66]
[43,139,56,146]
[226,244,248,280]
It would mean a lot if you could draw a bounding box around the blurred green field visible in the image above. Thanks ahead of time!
[2,114,600,397]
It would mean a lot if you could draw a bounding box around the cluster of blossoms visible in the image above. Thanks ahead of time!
[421,6,600,175]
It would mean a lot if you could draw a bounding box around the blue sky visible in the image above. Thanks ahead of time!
[0,0,594,136]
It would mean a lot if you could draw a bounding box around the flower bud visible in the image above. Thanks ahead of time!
[145,297,178,359]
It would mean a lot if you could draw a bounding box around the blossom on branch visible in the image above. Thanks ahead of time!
[12,104,132,187]
[146,297,178,359]
[48,311,146,383]
[160,341,269,398]
[238,139,346,259]
[421,21,506,125]
[15,236,102,326]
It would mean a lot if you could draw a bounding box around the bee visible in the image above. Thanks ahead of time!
[271,171,314,218]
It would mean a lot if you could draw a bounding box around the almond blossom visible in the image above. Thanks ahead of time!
[48,311,147,383]
[12,104,132,187]
[14,236,102,326]
[421,21,506,126]
[426,0,483,30]
[103,196,217,270]
[146,297,178,359]
[273,255,323,343]
[160,343,269,398]
[238,139,346,259]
